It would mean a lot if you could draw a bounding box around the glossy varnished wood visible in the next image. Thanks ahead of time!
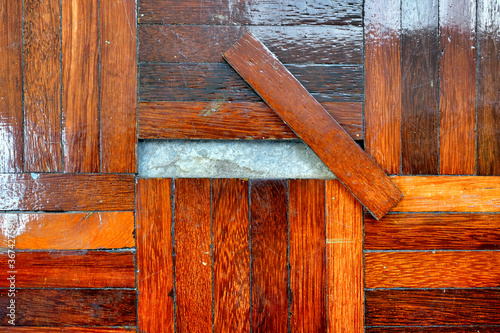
[366,327,500,332]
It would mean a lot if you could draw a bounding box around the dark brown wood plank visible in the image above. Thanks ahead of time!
[365,289,500,326]
[366,327,500,332]
[23,0,62,172]
[401,0,439,175]
[100,0,137,173]
[136,178,174,333]
[174,178,212,332]
[138,0,362,25]
[213,179,250,332]
[364,0,402,174]
[439,0,476,175]
[0,174,135,211]
[477,1,500,175]
[0,0,23,172]
[62,0,100,173]
[0,328,135,332]
[289,179,326,331]
[139,101,363,140]
[224,32,403,220]
[250,180,288,332]
[0,289,136,326]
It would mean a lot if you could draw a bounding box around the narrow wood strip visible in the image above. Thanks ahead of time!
[174,178,212,332]
[365,251,500,288]
[23,0,62,172]
[250,180,288,332]
[62,0,100,173]
[136,178,174,333]
[365,289,500,326]
[366,327,500,332]
[289,179,326,331]
[0,328,135,332]
[213,179,250,332]
[0,174,135,211]
[0,251,135,288]
[139,101,363,140]
[364,0,402,174]
[224,32,403,220]
[100,0,137,173]
[326,179,363,332]
[0,289,136,326]
[439,0,476,175]
[0,0,23,172]
[365,213,500,250]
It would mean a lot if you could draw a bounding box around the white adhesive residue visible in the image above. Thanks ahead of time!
[1,214,28,238]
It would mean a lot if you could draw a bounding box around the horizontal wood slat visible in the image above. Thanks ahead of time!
[366,327,500,332]
[0,328,136,332]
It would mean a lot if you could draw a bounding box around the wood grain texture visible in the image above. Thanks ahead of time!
[0,174,135,211]
[174,178,212,332]
[213,179,250,332]
[0,328,135,332]
[365,213,500,250]
[365,289,500,326]
[62,0,100,173]
[366,327,500,332]
[0,251,135,288]
[100,0,137,173]
[289,179,326,331]
[365,251,500,288]
[136,178,174,333]
[0,0,23,172]
[364,0,402,174]
[0,289,136,326]
[138,0,362,25]
[391,176,500,212]
[224,32,402,220]
[326,179,363,332]
[401,0,439,175]
[23,0,62,172]
[439,0,476,175]
[139,101,363,140]
[250,180,288,332]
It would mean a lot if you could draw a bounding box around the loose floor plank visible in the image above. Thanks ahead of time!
[139,101,363,140]
[174,178,212,332]
[23,0,62,172]
[224,32,402,220]
[213,179,250,332]
[0,174,135,211]
[136,179,174,333]
[364,0,402,174]
[289,179,326,331]
[250,180,288,332]
[326,179,363,332]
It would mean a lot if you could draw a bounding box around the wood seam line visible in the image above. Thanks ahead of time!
[223,31,403,220]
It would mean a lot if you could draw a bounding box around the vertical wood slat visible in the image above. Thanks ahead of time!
[62,0,99,173]
[23,0,62,172]
[439,0,476,175]
[326,179,363,332]
[100,0,137,173]
[136,179,174,333]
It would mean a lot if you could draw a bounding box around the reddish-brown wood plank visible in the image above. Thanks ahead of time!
[0,174,135,211]
[100,0,137,173]
[365,213,500,250]
[139,101,363,140]
[0,251,134,288]
[366,327,500,332]
[365,251,500,288]
[0,328,135,332]
[439,0,476,175]
[224,32,403,220]
[62,0,99,173]
[289,179,326,331]
[136,178,174,333]
[364,0,402,174]
[23,0,62,172]
[174,178,212,332]
[250,180,288,332]
[0,289,136,326]
[213,179,250,332]
[326,179,363,332]
[0,0,23,172]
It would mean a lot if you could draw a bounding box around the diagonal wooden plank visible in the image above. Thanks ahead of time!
[223,31,403,219]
